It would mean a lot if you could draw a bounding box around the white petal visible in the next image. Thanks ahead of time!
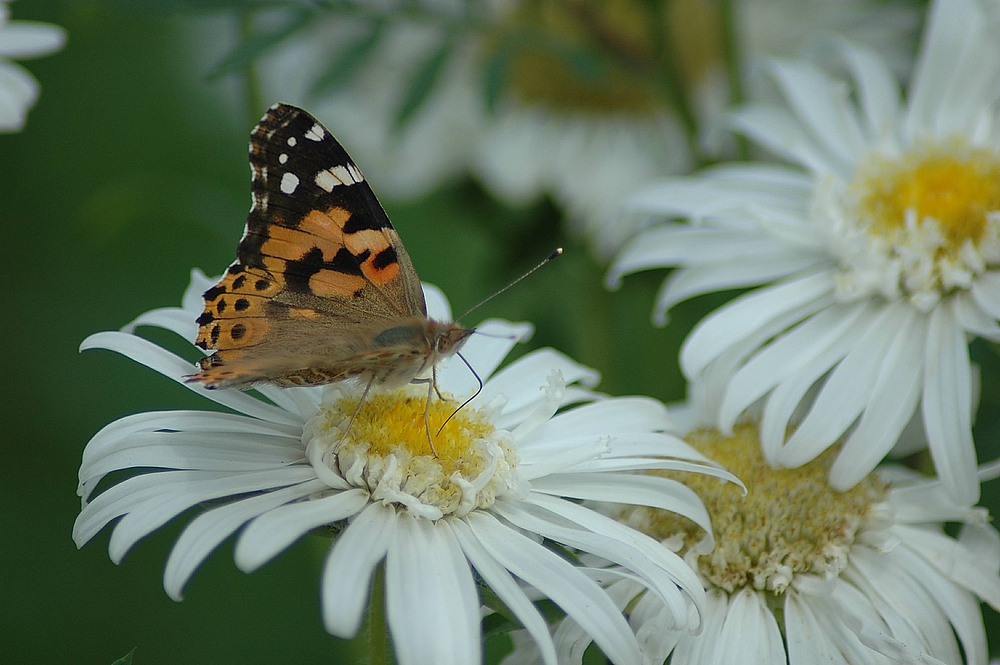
[451,518,558,665]
[652,253,827,325]
[895,523,1000,611]
[729,104,837,174]
[765,59,866,168]
[719,303,869,433]
[829,312,926,490]
[465,511,639,665]
[477,348,599,416]
[322,503,396,638]
[528,473,712,541]
[385,515,481,665]
[120,306,197,341]
[496,496,702,629]
[717,588,785,664]
[422,282,452,320]
[0,61,37,130]
[73,467,313,551]
[953,291,1000,340]
[80,331,300,426]
[892,544,988,665]
[0,21,65,58]
[235,489,368,572]
[670,589,729,664]
[437,318,533,397]
[757,306,875,464]
[680,270,833,378]
[923,301,977,504]
[107,469,317,563]
[164,478,327,600]
[785,592,849,665]
[971,272,1000,321]
[836,39,901,139]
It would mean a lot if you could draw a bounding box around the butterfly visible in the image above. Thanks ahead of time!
[187,103,474,407]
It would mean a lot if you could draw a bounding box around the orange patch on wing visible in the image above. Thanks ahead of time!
[308,269,366,298]
[287,307,323,320]
[344,228,390,256]
[300,207,351,237]
[260,225,344,263]
[361,255,400,286]
[212,318,269,350]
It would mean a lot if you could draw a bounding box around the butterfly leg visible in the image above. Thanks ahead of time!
[411,372,440,458]
[343,374,376,444]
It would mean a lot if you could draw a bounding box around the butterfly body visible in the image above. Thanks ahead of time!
[188,103,473,391]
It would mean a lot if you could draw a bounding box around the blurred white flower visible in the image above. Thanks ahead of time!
[610,0,1000,504]
[0,1,64,132]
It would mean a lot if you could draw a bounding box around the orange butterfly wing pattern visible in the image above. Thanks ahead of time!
[187,103,472,390]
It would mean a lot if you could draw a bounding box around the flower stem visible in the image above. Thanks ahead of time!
[717,0,748,160]
[239,9,264,129]
[362,565,392,665]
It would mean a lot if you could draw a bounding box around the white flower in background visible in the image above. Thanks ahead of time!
[506,422,1000,665]
[0,1,65,132]
[74,269,734,665]
[610,0,1000,504]
[245,0,918,258]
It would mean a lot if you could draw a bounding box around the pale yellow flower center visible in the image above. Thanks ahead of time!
[855,144,1000,250]
[304,387,518,520]
[489,0,719,114]
[618,424,887,594]
[821,140,1000,309]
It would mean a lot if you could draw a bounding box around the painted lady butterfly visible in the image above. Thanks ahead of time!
[187,103,474,395]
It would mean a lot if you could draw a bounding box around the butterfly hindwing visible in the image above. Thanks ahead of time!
[191,104,433,388]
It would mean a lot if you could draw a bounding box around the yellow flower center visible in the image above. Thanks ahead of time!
[818,140,1000,308]
[304,386,518,520]
[617,423,887,594]
[856,143,1000,249]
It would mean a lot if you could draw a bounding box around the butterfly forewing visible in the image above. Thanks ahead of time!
[189,103,455,390]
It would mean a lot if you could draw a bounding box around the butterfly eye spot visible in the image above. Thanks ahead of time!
[196,311,214,325]
[254,279,270,291]
[232,275,247,290]
[211,325,221,344]
[230,323,247,341]
[216,299,228,313]
[234,298,250,312]
[227,264,245,275]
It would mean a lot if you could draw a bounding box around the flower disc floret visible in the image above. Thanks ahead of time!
[822,141,1000,308]
[619,423,888,594]
[305,386,519,520]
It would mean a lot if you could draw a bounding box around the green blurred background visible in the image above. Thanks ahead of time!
[2,1,999,663]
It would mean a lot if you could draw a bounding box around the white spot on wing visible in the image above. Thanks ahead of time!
[314,164,365,192]
[278,153,288,164]
[287,136,297,147]
[280,172,299,194]
[305,123,325,142]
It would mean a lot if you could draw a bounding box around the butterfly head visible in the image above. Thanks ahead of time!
[431,321,475,361]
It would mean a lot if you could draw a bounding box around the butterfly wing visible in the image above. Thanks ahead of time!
[190,103,429,388]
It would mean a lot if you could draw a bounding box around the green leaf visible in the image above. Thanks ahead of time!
[310,21,385,99]
[110,648,136,665]
[206,9,313,81]
[119,0,302,11]
[482,39,515,115]
[393,32,454,132]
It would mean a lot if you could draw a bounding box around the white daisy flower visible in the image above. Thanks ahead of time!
[609,0,1000,504]
[74,269,733,665]
[0,1,65,132]
[506,422,1000,665]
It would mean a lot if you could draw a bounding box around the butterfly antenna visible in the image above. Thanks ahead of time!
[437,352,483,436]
[456,248,563,323]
